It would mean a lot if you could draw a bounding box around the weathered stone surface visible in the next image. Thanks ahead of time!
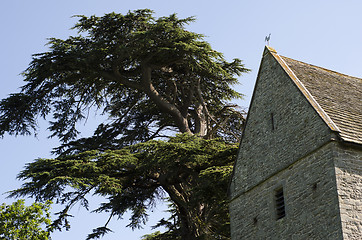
[230,48,331,198]
[230,142,343,239]
[334,144,362,240]
[229,47,362,239]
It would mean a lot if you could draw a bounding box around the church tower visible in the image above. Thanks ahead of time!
[229,46,362,239]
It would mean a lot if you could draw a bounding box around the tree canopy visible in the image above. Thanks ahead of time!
[0,9,248,239]
[0,9,248,154]
[0,200,52,240]
[10,134,237,239]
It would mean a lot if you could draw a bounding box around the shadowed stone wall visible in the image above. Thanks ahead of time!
[229,48,362,239]
[334,144,362,239]
[230,142,343,239]
[229,48,357,239]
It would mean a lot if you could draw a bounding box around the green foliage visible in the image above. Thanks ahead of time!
[0,9,248,239]
[0,199,52,240]
[0,9,248,152]
[10,134,237,239]
[142,231,172,240]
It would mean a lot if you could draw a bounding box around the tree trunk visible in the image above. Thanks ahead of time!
[194,103,208,137]
[162,183,202,239]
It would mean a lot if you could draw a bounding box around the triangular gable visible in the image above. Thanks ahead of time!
[266,47,340,133]
[230,46,362,199]
[230,46,333,198]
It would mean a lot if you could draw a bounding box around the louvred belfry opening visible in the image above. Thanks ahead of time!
[275,188,285,220]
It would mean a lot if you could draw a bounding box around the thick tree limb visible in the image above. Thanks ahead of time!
[141,65,192,134]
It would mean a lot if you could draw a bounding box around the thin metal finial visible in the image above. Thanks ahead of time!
[265,33,271,45]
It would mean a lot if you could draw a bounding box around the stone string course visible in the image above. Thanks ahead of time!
[230,142,343,239]
[229,48,362,239]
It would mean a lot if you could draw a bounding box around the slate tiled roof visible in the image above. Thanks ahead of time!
[267,46,362,145]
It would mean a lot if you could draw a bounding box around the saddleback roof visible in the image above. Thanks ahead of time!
[266,46,362,145]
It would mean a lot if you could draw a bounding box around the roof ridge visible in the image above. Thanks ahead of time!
[280,55,362,82]
[269,47,362,145]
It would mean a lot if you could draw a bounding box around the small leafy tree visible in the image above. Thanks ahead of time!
[0,200,52,240]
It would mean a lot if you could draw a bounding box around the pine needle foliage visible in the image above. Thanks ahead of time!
[10,134,237,239]
[0,9,248,239]
[0,9,248,151]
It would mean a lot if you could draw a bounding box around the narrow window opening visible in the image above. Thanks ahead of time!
[271,113,275,130]
[275,188,285,220]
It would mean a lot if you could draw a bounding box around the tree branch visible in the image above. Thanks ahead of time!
[140,65,192,134]
[205,106,243,140]
[179,80,195,118]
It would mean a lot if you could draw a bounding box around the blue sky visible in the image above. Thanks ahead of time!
[1,0,361,239]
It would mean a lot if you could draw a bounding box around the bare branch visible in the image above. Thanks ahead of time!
[140,65,192,134]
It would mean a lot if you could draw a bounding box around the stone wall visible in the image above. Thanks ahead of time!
[230,142,343,239]
[230,49,332,198]
[229,47,362,239]
[334,143,362,239]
